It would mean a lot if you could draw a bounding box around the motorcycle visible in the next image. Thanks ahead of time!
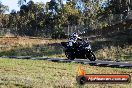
[61,39,96,61]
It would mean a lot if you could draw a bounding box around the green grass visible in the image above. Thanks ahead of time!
[0,44,64,57]
[94,45,132,61]
[0,37,131,61]
[0,42,131,61]
[0,58,132,88]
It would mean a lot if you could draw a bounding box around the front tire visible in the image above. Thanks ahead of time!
[86,51,96,61]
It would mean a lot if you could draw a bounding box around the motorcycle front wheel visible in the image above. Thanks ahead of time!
[86,51,96,61]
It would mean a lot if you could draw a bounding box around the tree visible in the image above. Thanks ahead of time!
[81,0,105,29]
[0,2,9,28]
[0,1,9,14]
[17,0,47,36]
[18,0,26,6]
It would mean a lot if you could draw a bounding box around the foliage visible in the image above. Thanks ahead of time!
[0,0,132,38]
[0,1,9,14]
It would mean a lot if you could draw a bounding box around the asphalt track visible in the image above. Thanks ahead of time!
[0,56,132,68]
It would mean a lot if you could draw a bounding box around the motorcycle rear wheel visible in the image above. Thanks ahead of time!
[65,51,75,60]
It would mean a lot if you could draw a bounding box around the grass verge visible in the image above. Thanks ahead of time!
[0,58,131,88]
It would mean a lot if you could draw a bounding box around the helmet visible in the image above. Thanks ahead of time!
[71,32,78,38]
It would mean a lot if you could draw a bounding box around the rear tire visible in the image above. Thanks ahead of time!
[65,51,75,60]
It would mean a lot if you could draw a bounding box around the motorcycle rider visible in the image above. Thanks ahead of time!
[61,32,96,61]
[68,32,82,47]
